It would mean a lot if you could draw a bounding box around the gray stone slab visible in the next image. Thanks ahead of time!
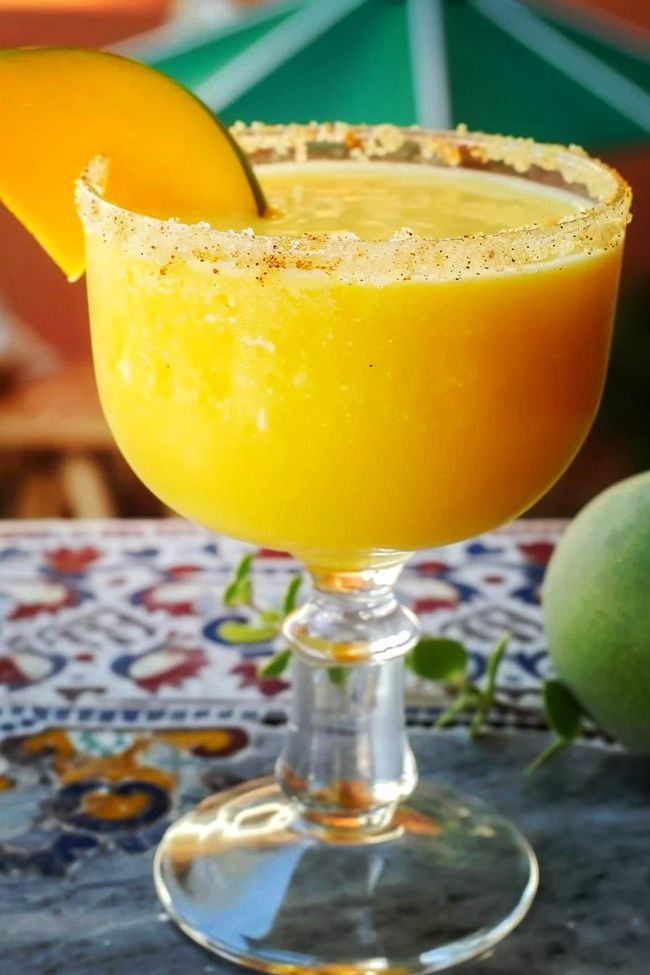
[1,730,648,975]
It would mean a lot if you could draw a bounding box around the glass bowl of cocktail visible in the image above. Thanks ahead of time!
[0,50,630,975]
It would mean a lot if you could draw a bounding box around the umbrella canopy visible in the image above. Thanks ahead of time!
[115,0,650,148]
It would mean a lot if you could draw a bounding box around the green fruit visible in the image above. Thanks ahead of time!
[542,471,650,751]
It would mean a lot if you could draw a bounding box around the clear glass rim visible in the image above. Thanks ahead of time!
[76,122,632,283]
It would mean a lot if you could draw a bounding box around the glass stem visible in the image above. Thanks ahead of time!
[278,562,420,833]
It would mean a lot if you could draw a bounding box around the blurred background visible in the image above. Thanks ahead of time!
[0,0,647,520]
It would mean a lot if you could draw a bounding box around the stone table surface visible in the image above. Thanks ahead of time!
[2,729,648,975]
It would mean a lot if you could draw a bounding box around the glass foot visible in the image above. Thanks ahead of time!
[154,777,538,974]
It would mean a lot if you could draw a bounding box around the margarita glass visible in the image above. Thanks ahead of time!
[77,125,630,974]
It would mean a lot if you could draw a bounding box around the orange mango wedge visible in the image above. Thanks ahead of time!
[0,48,266,280]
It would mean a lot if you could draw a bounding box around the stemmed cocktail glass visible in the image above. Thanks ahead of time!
[77,125,630,974]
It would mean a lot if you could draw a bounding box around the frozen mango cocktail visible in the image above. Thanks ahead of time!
[79,137,625,565]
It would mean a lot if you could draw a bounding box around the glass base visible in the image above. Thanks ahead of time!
[154,777,538,974]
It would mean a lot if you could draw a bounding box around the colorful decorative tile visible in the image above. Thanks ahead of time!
[0,519,565,737]
[0,725,253,878]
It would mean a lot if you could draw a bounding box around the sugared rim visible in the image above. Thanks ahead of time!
[76,122,631,284]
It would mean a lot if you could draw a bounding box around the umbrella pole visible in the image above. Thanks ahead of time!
[471,0,650,134]
[407,0,452,128]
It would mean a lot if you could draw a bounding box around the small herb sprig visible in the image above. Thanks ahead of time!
[526,679,586,774]
[404,633,509,739]
[221,554,585,768]
[222,552,300,677]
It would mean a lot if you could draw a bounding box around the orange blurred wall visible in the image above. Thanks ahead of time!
[0,210,89,363]
[0,1,170,45]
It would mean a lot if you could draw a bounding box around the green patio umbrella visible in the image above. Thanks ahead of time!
[113,0,650,148]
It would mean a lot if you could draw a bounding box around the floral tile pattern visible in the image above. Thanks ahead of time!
[0,518,563,738]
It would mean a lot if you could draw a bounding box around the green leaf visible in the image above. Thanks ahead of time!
[259,608,283,625]
[406,638,468,683]
[485,632,509,696]
[434,687,481,729]
[525,735,575,775]
[259,649,292,678]
[327,666,346,685]
[283,575,303,615]
[524,681,584,774]
[223,577,253,607]
[218,620,278,644]
[543,680,583,739]
[468,705,488,740]
[259,648,292,677]
[235,552,254,582]
[223,553,255,606]
[467,632,509,740]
